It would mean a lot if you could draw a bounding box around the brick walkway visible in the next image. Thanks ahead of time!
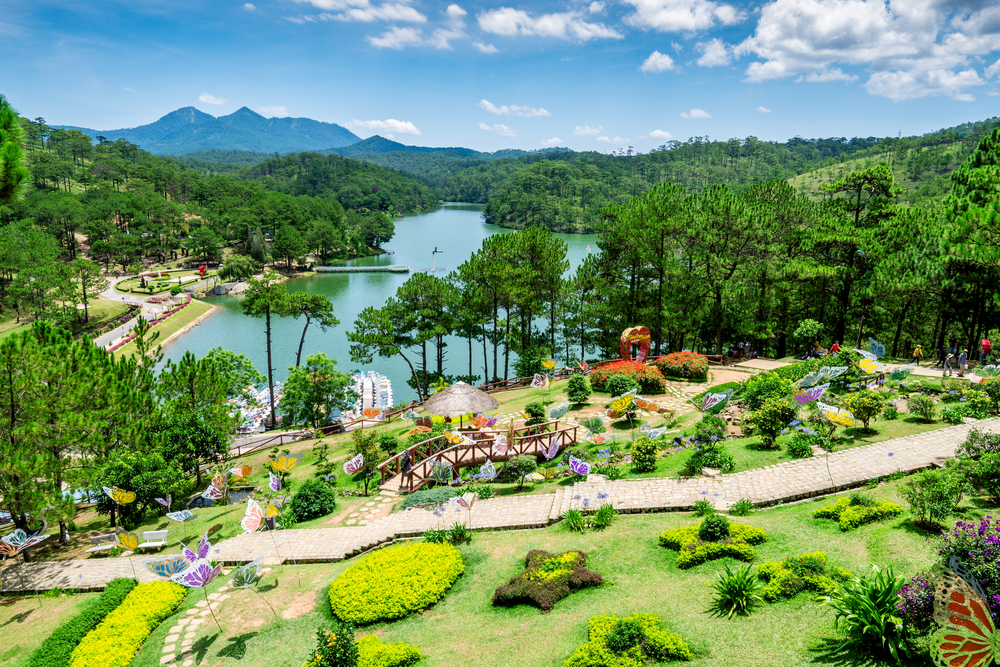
[5,418,997,592]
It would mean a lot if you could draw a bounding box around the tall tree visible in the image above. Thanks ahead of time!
[280,353,355,429]
[0,95,30,205]
[283,291,340,367]
[348,301,425,401]
[74,259,110,322]
[240,273,289,428]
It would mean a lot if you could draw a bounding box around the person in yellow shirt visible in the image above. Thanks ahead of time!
[910,345,924,366]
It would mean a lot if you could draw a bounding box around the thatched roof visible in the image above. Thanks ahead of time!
[422,381,499,417]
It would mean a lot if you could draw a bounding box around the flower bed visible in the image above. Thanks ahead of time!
[329,542,464,624]
[590,361,668,394]
[937,516,1000,604]
[659,520,768,569]
[812,494,903,531]
[564,613,692,666]
[757,551,852,601]
[107,296,193,353]
[654,352,709,380]
[29,578,138,667]
[492,549,603,611]
[70,581,186,667]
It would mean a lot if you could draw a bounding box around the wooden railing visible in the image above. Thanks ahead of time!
[228,429,314,458]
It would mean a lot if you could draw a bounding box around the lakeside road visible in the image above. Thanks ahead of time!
[112,299,218,357]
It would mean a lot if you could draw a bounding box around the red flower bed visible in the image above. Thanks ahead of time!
[590,360,667,394]
[654,352,709,380]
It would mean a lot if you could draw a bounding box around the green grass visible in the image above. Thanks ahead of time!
[0,591,99,667]
[114,299,215,357]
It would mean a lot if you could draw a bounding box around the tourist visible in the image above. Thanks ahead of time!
[944,353,954,377]
[910,344,924,366]
[982,337,992,365]
[934,345,945,367]
[830,340,840,354]
[949,332,957,355]
[959,349,969,377]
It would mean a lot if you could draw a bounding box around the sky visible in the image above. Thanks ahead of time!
[4,0,1000,152]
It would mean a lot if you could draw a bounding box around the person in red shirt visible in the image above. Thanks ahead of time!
[830,340,840,354]
[982,338,992,365]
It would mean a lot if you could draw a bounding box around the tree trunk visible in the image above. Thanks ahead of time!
[296,316,311,367]
[266,307,276,430]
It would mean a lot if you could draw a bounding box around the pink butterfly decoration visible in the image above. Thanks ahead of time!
[343,453,364,475]
[492,435,509,456]
[241,499,264,533]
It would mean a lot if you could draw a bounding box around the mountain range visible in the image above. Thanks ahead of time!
[56,107,361,155]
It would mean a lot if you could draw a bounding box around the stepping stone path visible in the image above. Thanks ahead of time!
[157,582,239,667]
[6,419,1000,591]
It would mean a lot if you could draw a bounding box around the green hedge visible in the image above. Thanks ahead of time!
[564,613,692,666]
[659,521,768,568]
[70,581,187,667]
[812,495,904,531]
[357,635,422,667]
[757,551,853,602]
[28,578,138,667]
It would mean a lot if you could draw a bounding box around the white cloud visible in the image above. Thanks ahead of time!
[612,136,624,143]
[367,26,423,48]
[573,125,603,136]
[681,108,711,118]
[479,99,550,117]
[473,41,498,53]
[735,0,998,101]
[649,129,673,139]
[293,0,426,22]
[478,7,622,41]
[757,105,772,112]
[696,38,730,66]
[478,121,517,137]
[640,50,675,72]
[429,4,467,49]
[349,118,422,135]
[243,3,256,10]
[258,106,289,117]
[199,92,227,105]
[541,137,563,147]
[987,59,1000,78]
[588,1,605,13]
[123,86,135,92]
[596,136,611,142]
[622,0,744,32]
[671,41,683,52]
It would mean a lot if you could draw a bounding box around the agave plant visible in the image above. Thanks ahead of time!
[819,564,910,662]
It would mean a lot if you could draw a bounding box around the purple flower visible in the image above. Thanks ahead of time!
[790,420,802,427]
[710,435,718,442]
[583,498,590,508]
[888,452,894,457]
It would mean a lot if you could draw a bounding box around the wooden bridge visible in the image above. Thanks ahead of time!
[377,419,580,493]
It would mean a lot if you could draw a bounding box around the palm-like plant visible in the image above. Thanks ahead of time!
[819,564,910,663]
[710,563,763,618]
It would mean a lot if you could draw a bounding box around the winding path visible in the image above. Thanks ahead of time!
[4,418,997,593]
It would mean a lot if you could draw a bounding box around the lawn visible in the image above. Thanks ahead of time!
[113,299,216,357]
[0,297,128,343]
[0,591,99,666]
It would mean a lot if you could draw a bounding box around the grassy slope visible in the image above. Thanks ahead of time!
[0,592,99,667]
[112,299,214,357]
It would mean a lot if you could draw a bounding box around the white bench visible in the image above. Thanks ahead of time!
[84,530,121,554]
[137,530,168,550]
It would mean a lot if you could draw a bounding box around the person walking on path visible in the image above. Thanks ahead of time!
[830,340,840,354]
[982,337,992,365]
[949,332,957,355]
[911,345,924,366]
[959,349,969,377]
[944,353,954,377]
[934,346,945,367]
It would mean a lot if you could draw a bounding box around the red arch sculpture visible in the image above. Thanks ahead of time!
[620,326,651,363]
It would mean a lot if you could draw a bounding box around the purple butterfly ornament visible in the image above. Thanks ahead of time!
[180,533,211,564]
[171,559,222,588]
[269,472,282,493]
[794,383,830,405]
[569,456,591,476]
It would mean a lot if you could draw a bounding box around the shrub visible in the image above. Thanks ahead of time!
[895,574,935,633]
[882,405,899,420]
[563,508,586,532]
[655,351,709,380]
[941,403,967,424]
[745,397,797,447]
[69,581,187,667]
[328,543,464,624]
[591,503,617,530]
[401,487,459,509]
[567,374,592,404]
[290,479,338,521]
[605,618,645,652]
[907,394,936,422]
[692,499,715,516]
[475,485,495,500]
[844,391,884,430]
[741,371,795,410]
[710,563,764,618]
[900,463,971,525]
[304,620,359,667]
[564,614,692,666]
[819,565,911,663]
[377,434,400,458]
[957,426,1000,459]
[786,435,814,459]
[29,578,138,667]
[690,414,726,443]
[812,493,903,531]
[422,528,446,544]
[492,550,603,611]
[966,389,993,419]
[757,552,852,602]
[682,447,736,475]
[446,522,471,546]
[698,514,731,541]
[605,374,640,398]
[356,635,422,667]
[590,360,668,394]
[771,349,862,384]
[169,285,183,296]
[982,379,1000,413]
[729,499,754,516]
[506,454,538,488]
[630,436,657,473]
[971,452,1000,501]
[659,520,768,569]
[937,516,1000,601]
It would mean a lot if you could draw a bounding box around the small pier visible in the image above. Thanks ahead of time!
[313,265,410,273]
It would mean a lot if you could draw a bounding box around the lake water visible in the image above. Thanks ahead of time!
[160,203,600,403]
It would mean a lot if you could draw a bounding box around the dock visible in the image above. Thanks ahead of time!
[313,265,410,273]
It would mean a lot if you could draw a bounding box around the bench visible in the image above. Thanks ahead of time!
[84,529,122,554]
[136,530,168,550]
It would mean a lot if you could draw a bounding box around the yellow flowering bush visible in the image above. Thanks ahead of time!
[329,542,464,624]
[70,581,186,667]
[564,613,692,666]
[357,635,422,667]
[659,520,768,569]
[813,494,903,531]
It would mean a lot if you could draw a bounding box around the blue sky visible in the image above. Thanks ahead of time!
[4,0,1000,152]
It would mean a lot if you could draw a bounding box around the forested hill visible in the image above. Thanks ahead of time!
[239,152,438,214]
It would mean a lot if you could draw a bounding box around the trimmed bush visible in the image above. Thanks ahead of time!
[744,397,797,447]
[400,487,459,509]
[630,436,657,473]
[655,352,709,380]
[329,543,464,624]
[659,520,768,568]
[813,494,904,531]
[492,550,603,611]
[786,434,814,458]
[757,551,852,602]
[698,514,730,541]
[590,361,668,395]
[564,613,692,666]
[907,394,936,422]
[357,635,422,667]
[741,372,795,411]
[843,390,884,430]
[567,374,592,404]
[29,578,138,667]
[605,374,639,398]
[70,581,186,667]
[290,479,338,521]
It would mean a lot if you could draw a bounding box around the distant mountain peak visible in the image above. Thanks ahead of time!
[228,106,265,119]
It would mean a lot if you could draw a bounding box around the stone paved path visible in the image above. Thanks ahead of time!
[5,418,998,592]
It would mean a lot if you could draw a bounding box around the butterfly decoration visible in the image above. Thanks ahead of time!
[491,435,509,456]
[451,495,472,510]
[443,430,473,446]
[403,409,419,421]
[180,533,211,564]
[977,365,1000,379]
[549,402,569,420]
[868,337,886,360]
[362,408,383,419]
[269,472,282,493]
[543,436,561,460]
[479,459,497,480]
[0,529,48,553]
[531,373,551,389]
[103,486,136,505]
[113,532,140,551]
[231,557,265,589]
[171,559,222,588]
[853,350,887,376]
[569,456,591,476]
[823,366,849,380]
[144,555,190,579]
[241,498,265,533]
[430,461,453,485]
[154,496,171,510]
[798,371,825,388]
[471,413,499,430]
[542,358,557,371]
[414,417,432,428]
[588,432,607,445]
[794,383,830,405]
[798,366,850,388]
[700,389,733,413]
[270,453,303,474]
[229,466,252,479]
[817,402,856,428]
[578,359,590,374]
[930,556,1000,667]
[634,397,660,413]
[0,542,16,558]
[641,425,667,440]
[344,453,364,475]
[201,480,225,501]
[265,503,280,518]
[166,510,195,523]
[889,365,915,381]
